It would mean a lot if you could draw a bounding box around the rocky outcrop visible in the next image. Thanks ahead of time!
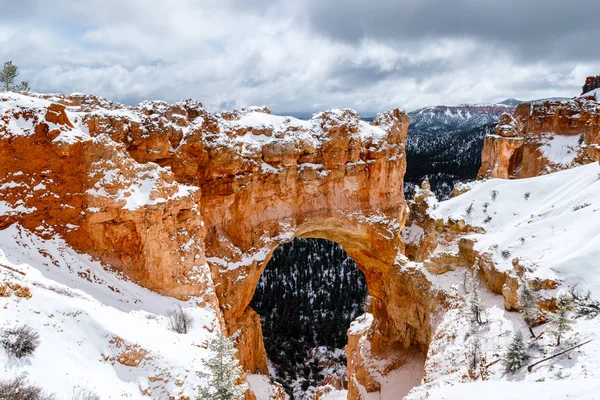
[478,92,600,179]
[1,92,450,398]
[583,76,600,95]
[0,95,210,302]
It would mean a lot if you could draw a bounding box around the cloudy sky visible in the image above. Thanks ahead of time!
[2,0,600,114]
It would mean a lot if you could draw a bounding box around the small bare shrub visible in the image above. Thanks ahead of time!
[573,203,591,211]
[501,249,511,259]
[72,387,101,400]
[465,203,474,215]
[0,375,54,400]
[1,325,40,358]
[168,305,194,334]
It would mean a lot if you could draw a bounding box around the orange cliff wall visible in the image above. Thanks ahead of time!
[0,93,449,399]
[478,93,600,180]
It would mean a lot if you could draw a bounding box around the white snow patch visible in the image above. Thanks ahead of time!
[539,134,582,166]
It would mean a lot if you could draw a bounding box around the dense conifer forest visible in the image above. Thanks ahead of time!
[251,238,368,397]
[404,124,494,199]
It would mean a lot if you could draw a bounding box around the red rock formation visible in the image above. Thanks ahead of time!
[1,92,449,398]
[582,75,600,95]
[478,93,600,179]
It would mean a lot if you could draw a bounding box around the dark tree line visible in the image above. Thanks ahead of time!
[404,124,495,199]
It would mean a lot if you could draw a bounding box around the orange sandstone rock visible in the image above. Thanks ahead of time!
[478,95,600,179]
[0,93,448,397]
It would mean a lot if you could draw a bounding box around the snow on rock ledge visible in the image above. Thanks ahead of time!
[2,92,448,399]
[478,93,600,180]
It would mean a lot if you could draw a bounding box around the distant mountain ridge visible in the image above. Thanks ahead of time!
[408,100,517,133]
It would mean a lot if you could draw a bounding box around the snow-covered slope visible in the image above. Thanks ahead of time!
[429,163,600,290]
[404,162,600,399]
[0,224,221,399]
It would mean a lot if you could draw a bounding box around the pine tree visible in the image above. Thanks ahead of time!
[469,329,482,370]
[518,281,538,338]
[197,333,248,400]
[505,330,527,372]
[0,61,30,92]
[549,294,573,346]
[467,270,486,325]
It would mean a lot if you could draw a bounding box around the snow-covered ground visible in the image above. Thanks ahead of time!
[407,162,600,399]
[429,162,600,291]
[0,224,220,399]
[331,162,600,399]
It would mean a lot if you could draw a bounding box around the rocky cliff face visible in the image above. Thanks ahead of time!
[478,92,600,180]
[0,92,449,398]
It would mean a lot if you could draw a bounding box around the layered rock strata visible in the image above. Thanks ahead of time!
[478,93,600,179]
[1,92,448,398]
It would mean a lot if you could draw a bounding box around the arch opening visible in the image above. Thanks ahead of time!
[214,214,436,399]
[250,238,368,399]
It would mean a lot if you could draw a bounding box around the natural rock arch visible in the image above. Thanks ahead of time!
[180,108,443,397]
[0,94,444,398]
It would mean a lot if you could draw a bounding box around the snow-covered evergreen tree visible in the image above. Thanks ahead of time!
[466,270,486,325]
[518,281,538,337]
[549,294,573,346]
[197,333,248,400]
[505,330,527,372]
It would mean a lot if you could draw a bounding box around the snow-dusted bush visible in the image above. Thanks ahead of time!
[573,203,591,211]
[167,305,194,334]
[72,387,101,400]
[505,330,527,372]
[0,61,30,92]
[466,270,487,326]
[570,287,600,318]
[1,325,40,358]
[0,375,54,400]
[468,331,482,369]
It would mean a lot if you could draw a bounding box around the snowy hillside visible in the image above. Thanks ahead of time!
[408,162,600,398]
[429,162,600,289]
[0,224,224,399]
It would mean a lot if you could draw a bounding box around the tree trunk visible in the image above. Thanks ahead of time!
[527,339,593,372]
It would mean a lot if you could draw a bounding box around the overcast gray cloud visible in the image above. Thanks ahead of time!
[0,0,598,114]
